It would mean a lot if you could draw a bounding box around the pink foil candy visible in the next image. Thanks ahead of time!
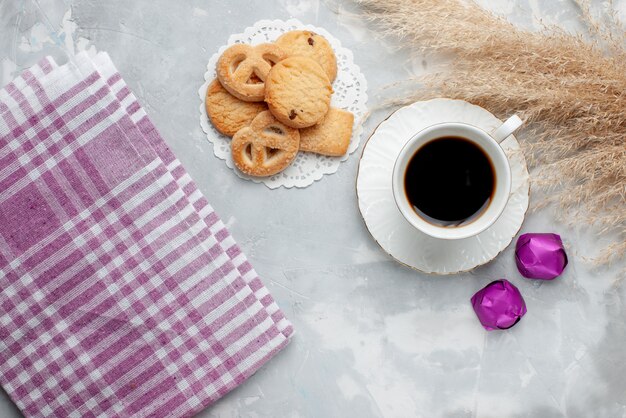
[471,279,527,331]
[515,233,568,280]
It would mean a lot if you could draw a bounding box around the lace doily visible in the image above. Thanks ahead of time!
[198,19,368,189]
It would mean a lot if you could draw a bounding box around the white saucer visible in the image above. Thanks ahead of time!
[356,99,530,275]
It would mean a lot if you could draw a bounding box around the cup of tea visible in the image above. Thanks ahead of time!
[391,115,523,240]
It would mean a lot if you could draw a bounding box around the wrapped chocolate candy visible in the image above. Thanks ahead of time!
[515,233,568,280]
[471,279,527,331]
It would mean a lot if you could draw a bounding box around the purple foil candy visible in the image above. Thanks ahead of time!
[471,279,527,331]
[515,233,568,280]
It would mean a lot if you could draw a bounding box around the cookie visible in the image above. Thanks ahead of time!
[299,108,354,156]
[264,56,332,129]
[231,111,300,177]
[217,43,287,102]
[276,30,337,82]
[205,79,267,137]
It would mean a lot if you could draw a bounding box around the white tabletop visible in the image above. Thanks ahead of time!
[1,1,625,417]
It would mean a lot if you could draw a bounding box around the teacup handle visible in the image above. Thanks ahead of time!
[491,115,523,143]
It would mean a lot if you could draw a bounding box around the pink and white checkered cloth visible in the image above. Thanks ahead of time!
[0,52,293,417]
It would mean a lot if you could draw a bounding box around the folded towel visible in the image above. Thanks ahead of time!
[0,52,292,417]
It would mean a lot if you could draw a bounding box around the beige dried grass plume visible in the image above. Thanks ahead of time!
[357,0,626,263]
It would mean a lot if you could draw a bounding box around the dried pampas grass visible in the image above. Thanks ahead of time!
[357,0,626,263]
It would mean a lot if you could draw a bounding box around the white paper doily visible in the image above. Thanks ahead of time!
[198,19,368,189]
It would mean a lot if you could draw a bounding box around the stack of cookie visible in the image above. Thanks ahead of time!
[205,30,354,177]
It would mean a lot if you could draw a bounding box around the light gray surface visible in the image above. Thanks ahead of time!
[1,1,625,417]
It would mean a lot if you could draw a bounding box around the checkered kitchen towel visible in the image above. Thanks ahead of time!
[0,52,293,417]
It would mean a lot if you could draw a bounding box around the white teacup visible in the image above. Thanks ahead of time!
[392,115,523,240]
